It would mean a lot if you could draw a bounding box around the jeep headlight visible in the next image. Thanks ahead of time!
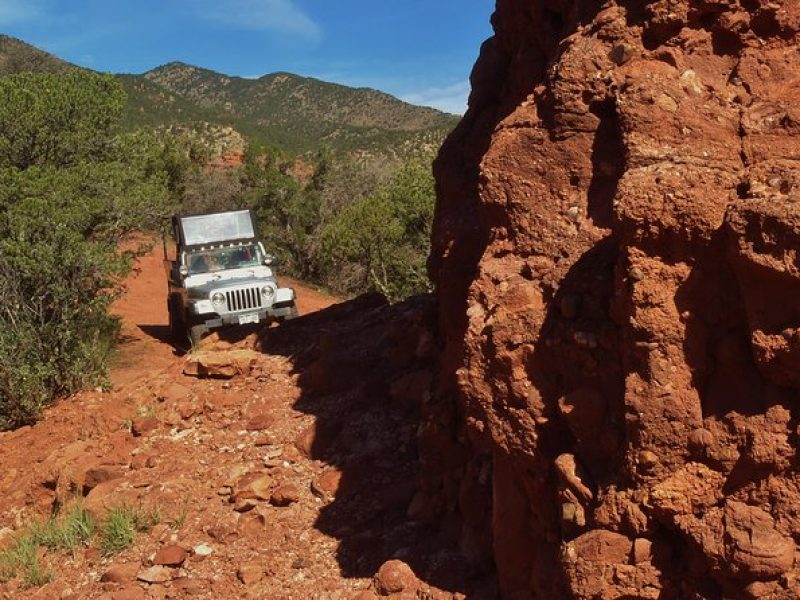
[211,292,226,306]
[261,285,275,298]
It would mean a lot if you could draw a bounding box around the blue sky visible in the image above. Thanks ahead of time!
[0,0,496,114]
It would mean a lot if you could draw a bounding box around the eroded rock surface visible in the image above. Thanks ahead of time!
[429,0,800,597]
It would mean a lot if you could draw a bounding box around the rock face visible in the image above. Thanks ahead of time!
[429,0,800,597]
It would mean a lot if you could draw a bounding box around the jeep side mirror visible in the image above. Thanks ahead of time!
[179,265,189,276]
[264,254,278,266]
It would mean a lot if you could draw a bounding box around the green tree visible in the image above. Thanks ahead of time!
[319,160,435,300]
[0,71,170,430]
[240,150,320,278]
[0,71,125,169]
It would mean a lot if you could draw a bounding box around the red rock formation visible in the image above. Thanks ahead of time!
[429,0,800,597]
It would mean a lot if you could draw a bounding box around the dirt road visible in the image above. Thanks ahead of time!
[0,246,483,599]
[109,244,337,388]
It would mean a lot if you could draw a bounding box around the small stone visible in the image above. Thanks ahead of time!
[311,469,343,499]
[227,465,248,480]
[688,428,714,451]
[111,589,146,600]
[208,522,239,544]
[628,267,644,282]
[137,565,172,584]
[237,561,264,585]
[263,446,283,461]
[253,434,275,447]
[233,497,259,512]
[561,502,578,522]
[271,484,300,507]
[100,563,139,583]
[609,43,636,65]
[84,479,125,521]
[131,416,159,437]
[245,413,274,431]
[193,543,214,557]
[153,544,187,567]
[293,421,339,459]
[173,577,205,593]
[294,425,317,458]
[638,450,659,470]
[656,93,678,113]
[84,466,124,492]
[176,401,201,420]
[183,350,258,379]
[374,560,418,595]
[566,206,580,222]
[632,538,653,564]
[238,511,268,538]
[234,473,273,501]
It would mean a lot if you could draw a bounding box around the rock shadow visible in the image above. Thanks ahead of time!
[137,324,187,356]
[257,293,494,596]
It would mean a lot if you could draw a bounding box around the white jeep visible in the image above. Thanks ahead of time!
[165,209,298,345]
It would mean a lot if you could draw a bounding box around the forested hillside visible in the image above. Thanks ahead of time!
[0,36,450,430]
[0,36,457,158]
[142,62,456,154]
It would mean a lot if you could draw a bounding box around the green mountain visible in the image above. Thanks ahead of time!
[0,35,69,74]
[0,35,459,157]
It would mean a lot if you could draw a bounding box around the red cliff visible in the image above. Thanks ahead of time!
[428,1,800,597]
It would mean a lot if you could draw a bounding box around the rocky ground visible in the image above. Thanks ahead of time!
[0,246,491,599]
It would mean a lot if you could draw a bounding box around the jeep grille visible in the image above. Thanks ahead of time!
[226,287,263,312]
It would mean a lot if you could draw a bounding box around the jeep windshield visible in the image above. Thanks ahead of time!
[186,245,263,275]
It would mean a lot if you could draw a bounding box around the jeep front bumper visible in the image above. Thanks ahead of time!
[196,302,295,329]
[187,287,296,331]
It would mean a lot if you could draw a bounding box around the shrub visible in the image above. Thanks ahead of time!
[98,507,137,557]
[0,535,53,588]
[0,72,171,430]
[0,500,160,588]
[30,503,95,553]
[318,160,435,300]
[234,148,436,301]
[98,504,160,557]
[0,502,95,588]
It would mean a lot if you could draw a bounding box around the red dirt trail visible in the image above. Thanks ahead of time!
[109,244,337,388]
[0,244,480,599]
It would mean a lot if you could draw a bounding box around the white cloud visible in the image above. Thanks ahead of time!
[0,0,48,25]
[401,80,471,115]
[190,0,321,41]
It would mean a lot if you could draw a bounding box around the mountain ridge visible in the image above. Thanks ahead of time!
[0,35,458,156]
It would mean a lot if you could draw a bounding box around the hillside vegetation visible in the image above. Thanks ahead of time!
[0,36,69,74]
[0,36,450,431]
[0,35,458,159]
[138,63,455,155]
[0,71,174,430]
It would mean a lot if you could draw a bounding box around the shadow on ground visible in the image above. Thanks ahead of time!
[138,324,187,355]
[258,294,496,597]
